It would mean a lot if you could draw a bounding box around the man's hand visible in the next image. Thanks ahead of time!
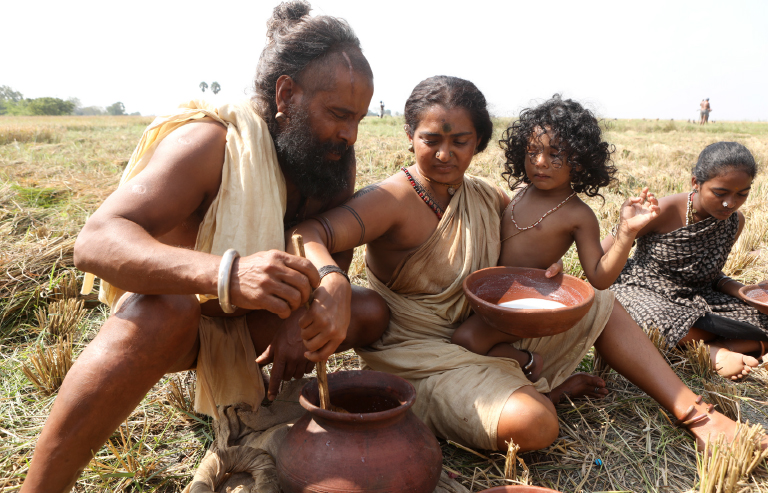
[299,273,351,362]
[619,187,660,235]
[254,308,315,400]
[230,250,320,319]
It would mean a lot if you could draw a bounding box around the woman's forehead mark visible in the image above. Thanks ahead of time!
[442,122,452,133]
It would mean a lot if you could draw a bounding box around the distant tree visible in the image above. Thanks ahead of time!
[106,102,126,116]
[199,81,208,93]
[211,81,221,95]
[78,106,107,116]
[0,85,24,115]
[0,85,23,102]
[129,111,141,116]
[28,97,75,115]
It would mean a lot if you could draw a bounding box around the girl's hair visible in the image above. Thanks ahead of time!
[404,76,493,153]
[500,94,616,198]
[693,142,757,184]
[253,1,372,136]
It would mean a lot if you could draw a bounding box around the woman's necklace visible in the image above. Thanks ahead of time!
[419,172,463,196]
[502,186,576,242]
[402,167,445,219]
[685,191,699,226]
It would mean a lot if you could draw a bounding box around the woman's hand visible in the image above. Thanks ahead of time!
[298,273,352,362]
[618,187,660,235]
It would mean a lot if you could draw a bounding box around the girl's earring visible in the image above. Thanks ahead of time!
[275,112,289,125]
[692,188,698,194]
[408,143,414,152]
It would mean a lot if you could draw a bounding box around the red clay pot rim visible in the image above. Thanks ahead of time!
[463,266,594,315]
[739,281,768,308]
[299,370,416,422]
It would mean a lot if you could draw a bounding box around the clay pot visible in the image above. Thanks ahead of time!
[463,266,595,338]
[276,370,443,493]
[739,281,768,315]
[478,487,562,493]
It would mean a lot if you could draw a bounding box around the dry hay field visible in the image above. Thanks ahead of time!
[1,114,768,492]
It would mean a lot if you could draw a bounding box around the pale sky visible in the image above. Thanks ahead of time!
[3,0,767,120]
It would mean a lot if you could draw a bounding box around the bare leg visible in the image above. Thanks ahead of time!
[452,314,542,381]
[595,300,767,449]
[21,294,202,493]
[496,386,560,451]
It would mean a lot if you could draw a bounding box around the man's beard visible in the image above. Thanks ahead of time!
[274,105,353,202]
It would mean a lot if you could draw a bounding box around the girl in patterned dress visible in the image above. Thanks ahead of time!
[606,142,768,381]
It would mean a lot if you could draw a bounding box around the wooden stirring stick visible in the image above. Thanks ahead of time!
[291,234,332,411]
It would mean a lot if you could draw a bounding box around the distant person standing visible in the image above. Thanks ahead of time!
[379,100,385,118]
[700,98,712,125]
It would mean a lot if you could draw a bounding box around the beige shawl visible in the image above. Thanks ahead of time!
[80,99,286,308]
[358,174,514,377]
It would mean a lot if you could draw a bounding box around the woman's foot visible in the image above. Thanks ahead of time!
[709,344,759,381]
[548,373,609,404]
[683,403,768,452]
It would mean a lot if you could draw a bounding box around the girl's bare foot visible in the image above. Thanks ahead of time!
[709,344,759,381]
[548,373,609,404]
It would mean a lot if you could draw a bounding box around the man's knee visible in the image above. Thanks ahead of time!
[497,387,559,451]
[348,286,390,345]
[117,294,200,342]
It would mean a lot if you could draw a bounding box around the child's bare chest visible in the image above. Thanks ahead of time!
[498,213,576,269]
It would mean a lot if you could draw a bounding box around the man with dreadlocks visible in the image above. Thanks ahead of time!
[21,2,387,491]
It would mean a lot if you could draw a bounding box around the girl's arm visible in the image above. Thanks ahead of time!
[576,189,660,290]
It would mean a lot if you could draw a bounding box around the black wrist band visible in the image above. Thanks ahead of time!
[318,265,350,283]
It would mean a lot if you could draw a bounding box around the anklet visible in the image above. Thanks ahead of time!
[674,395,715,427]
[521,349,534,375]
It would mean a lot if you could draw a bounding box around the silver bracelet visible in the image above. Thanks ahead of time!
[218,249,240,313]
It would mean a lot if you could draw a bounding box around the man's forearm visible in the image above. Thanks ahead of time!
[75,217,219,297]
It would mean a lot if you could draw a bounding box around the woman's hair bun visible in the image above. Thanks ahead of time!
[267,1,311,40]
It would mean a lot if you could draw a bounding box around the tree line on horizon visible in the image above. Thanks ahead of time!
[0,85,138,116]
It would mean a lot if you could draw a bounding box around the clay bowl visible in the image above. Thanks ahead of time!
[478,487,562,493]
[739,281,768,315]
[463,266,595,338]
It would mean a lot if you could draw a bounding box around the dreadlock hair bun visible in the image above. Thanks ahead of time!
[266,1,311,41]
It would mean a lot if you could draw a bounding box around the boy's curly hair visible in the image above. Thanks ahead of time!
[500,94,616,198]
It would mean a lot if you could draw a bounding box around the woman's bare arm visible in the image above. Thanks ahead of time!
[288,180,407,361]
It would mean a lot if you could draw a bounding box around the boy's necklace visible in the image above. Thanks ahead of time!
[502,186,576,242]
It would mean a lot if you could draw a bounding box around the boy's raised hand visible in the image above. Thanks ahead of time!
[620,187,660,234]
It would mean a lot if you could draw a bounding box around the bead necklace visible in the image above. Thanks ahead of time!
[402,167,445,219]
[419,172,463,196]
[685,191,698,226]
[505,186,576,239]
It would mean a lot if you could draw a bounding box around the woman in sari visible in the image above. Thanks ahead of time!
[294,76,757,452]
